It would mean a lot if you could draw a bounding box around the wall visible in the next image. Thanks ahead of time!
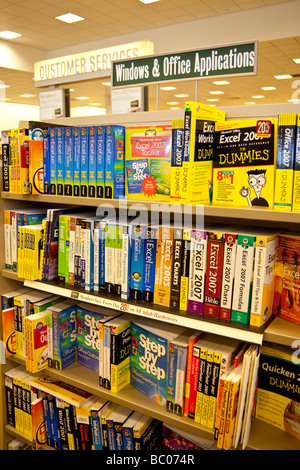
[0,102,39,130]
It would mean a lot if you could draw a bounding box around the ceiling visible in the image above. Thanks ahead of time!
[0,0,300,113]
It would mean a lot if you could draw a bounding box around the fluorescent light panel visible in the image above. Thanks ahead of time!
[0,30,22,39]
[261,86,276,90]
[209,90,224,95]
[20,94,35,98]
[139,0,161,4]
[274,74,292,79]
[212,80,230,85]
[55,13,85,23]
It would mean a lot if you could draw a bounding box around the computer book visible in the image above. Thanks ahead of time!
[105,124,125,199]
[80,126,89,197]
[96,125,106,198]
[64,127,74,196]
[88,126,97,197]
[292,114,300,211]
[130,317,184,407]
[213,118,277,209]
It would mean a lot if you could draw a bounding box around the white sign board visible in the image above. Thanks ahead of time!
[39,88,66,120]
[111,87,145,114]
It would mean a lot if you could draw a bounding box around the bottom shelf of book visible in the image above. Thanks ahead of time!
[246,419,300,451]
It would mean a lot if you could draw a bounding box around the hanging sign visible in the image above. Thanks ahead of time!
[112,41,257,88]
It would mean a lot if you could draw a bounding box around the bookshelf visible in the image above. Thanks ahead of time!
[1,105,300,451]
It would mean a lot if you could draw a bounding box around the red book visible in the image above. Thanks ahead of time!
[220,232,238,321]
[204,229,225,318]
[183,331,204,417]
[188,340,202,419]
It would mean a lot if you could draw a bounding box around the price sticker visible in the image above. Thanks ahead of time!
[256,120,272,138]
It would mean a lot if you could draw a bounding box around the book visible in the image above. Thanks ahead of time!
[274,113,298,211]
[181,101,226,205]
[49,127,57,195]
[125,125,172,201]
[133,416,162,450]
[256,343,300,442]
[28,127,43,195]
[43,128,50,194]
[179,227,191,311]
[47,299,77,370]
[130,222,147,301]
[74,395,97,450]
[292,114,300,211]
[88,126,97,197]
[100,402,118,449]
[187,228,207,314]
[96,125,106,198]
[182,330,204,417]
[273,232,300,326]
[80,126,89,197]
[204,226,226,318]
[25,310,48,373]
[122,411,143,450]
[130,318,184,406]
[106,405,133,450]
[170,225,183,309]
[143,225,157,303]
[30,375,93,407]
[213,118,277,209]
[105,124,125,199]
[90,396,109,450]
[222,363,243,450]
[250,230,278,327]
[220,230,239,320]
[64,127,74,196]
[5,365,28,428]
[154,223,174,307]
[2,307,16,357]
[2,130,10,191]
[73,126,81,197]
[241,345,260,449]
[170,119,184,204]
[31,397,47,449]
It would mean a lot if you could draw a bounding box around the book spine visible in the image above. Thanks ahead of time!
[73,127,81,197]
[231,234,256,324]
[103,325,111,390]
[170,120,184,203]
[188,229,207,314]
[93,219,100,291]
[105,125,113,199]
[105,221,115,294]
[114,223,123,296]
[4,373,15,427]
[194,346,208,423]
[91,411,103,450]
[64,402,76,450]
[204,231,225,318]
[64,127,73,196]
[41,393,53,447]
[99,219,106,291]
[58,215,67,282]
[181,110,192,203]
[217,377,231,449]
[122,425,134,450]
[110,323,131,393]
[188,344,201,418]
[85,220,94,292]
[48,395,61,449]
[96,125,106,198]
[166,342,177,413]
[200,348,214,427]
[121,222,131,300]
[80,126,89,197]
[56,128,65,196]
[170,227,183,309]
[207,351,222,429]
[43,128,50,194]
[88,126,97,197]
[292,114,300,211]
[183,333,202,417]
[143,227,157,302]
[4,210,11,269]
[220,233,238,320]
[106,417,116,450]
[56,398,69,450]
[179,229,191,310]
[274,113,297,211]
[130,225,145,301]
[49,128,56,195]
[2,130,10,191]
[174,343,188,416]
[74,217,82,287]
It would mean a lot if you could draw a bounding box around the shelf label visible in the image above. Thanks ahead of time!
[112,41,257,88]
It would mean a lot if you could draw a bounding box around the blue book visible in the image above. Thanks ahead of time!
[130,223,147,301]
[48,300,77,370]
[96,125,106,198]
[56,127,65,195]
[64,127,73,196]
[166,342,177,413]
[80,126,89,197]
[122,411,142,451]
[143,225,157,302]
[88,126,97,197]
[49,127,57,195]
[105,125,125,199]
[90,397,108,450]
[73,127,81,197]
[43,128,50,194]
[41,392,53,447]
[48,395,61,450]
[106,405,132,450]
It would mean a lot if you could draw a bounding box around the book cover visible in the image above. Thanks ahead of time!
[274,113,298,211]
[122,411,143,450]
[250,230,278,327]
[273,232,300,326]
[292,114,300,211]
[182,101,226,204]
[73,126,81,197]
[2,130,10,191]
[105,124,125,199]
[130,318,184,407]
[48,300,77,370]
[188,228,207,314]
[26,311,48,373]
[88,126,97,197]
[30,375,93,407]
[179,228,191,311]
[213,118,277,209]
[204,227,226,318]
[170,119,184,204]
[74,395,97,450]
[96,125,106,198]
[134,416,162,450]
[130,223,146,301]
[104,218,116,294]
[125,125,172,201]
[106,405,133,450]
[256,343,300,442]
[64,127,74,196]
[16,129,30,195]
[109,314,132,393]
[231,231,256,324]
[143,225,157,303]
[80,126,89,197]
[154,224,174,307]
[43,128,50,194]
[49,127,57,195]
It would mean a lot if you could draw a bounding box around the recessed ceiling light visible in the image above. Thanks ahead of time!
[102,82,111,86]
[0,84,10,89]
[161,86,176,91]
[252,95,264,99]
[69,88,75,92]
[207,98,219,102]
[261,86,276,91]
[167,101,179,105]
[209,90,224,95]
[175,94,189,98]
[245,101,256,105]
[274,74,292,80]
[20,94,35,98]
[55,13,85,23]
[139,0,161,4]
[0,30,22,39]
[75,96,90,100]
[0,97,10,101]
[212,80,230,85]
[293,58,300,64]
[89,103,102,106]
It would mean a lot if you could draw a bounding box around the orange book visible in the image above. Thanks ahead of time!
[2,307,16,357]
[31,397,47,449]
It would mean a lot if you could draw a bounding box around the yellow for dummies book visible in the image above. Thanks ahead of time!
[292,114,300,211]
[213,118,277,209]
